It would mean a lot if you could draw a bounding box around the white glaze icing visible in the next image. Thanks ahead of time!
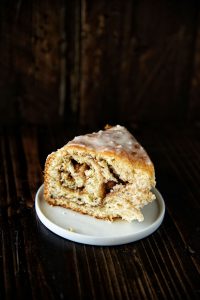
[67,125,151,164]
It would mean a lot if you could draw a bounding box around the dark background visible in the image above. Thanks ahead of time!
[0,0,200,129]
[0,1,200,299]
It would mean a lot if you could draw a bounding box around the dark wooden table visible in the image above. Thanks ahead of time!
[0,123,200,300]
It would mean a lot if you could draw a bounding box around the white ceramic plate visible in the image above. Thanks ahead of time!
[35,185,165,246]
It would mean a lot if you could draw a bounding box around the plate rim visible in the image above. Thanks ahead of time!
[35,184,165,246]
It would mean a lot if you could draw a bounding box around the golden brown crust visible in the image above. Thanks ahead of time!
[44,152,56,201]
[104,124,113,130]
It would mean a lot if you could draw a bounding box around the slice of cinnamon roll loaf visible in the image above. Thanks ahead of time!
[44,125,156,222]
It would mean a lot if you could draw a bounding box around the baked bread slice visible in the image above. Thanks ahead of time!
[44,125,156,222]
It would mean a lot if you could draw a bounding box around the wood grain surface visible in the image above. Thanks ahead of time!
[0,124,199,300]
[0,1,200,127]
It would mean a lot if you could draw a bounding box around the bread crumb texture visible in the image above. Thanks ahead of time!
[44,125,156,222]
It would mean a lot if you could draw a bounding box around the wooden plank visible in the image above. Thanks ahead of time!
[79,0,198,127]
[0,1,199,127]
[189,7,200,121]
[0,0,79,124]
[80,0,123,127]
[146,127,200,276]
